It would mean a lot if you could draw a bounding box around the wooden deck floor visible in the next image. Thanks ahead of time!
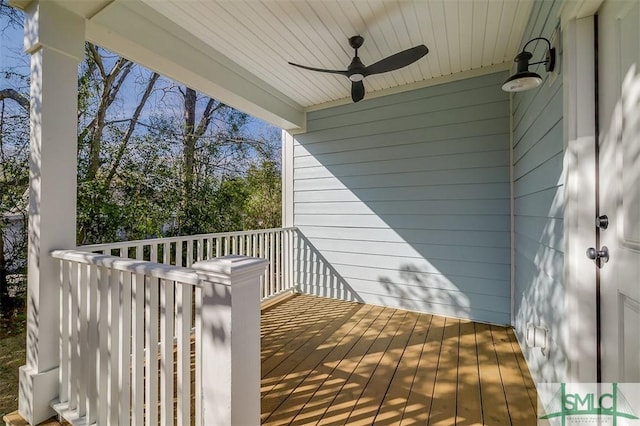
[261,294,538,425]
[6,293,538,426]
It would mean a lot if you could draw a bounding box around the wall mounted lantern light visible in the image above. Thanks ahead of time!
[502,37,556,92]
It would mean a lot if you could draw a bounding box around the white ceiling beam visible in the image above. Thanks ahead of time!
[86,0,306,131]
[7,0,34,10]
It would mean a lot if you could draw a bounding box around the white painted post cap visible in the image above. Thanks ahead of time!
[192,255,268,285]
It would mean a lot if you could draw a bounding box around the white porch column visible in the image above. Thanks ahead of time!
[281,130,295,228]
[192,255,268,426]
[17,1,84,424]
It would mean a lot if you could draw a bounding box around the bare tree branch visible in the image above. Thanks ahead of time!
[104,72,160,188]
[107,61,133,105]
[0,0,22,32]
[87,48,133,180]
[0,89,28,111]
[193,98,222,141]
[87,43,106,79]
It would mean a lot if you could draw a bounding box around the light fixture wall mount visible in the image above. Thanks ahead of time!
[502,37,556,92]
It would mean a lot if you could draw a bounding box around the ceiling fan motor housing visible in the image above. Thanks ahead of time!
[288,35,429,102]
[349,35,365,49]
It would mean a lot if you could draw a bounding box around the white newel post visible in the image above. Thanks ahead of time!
[17,1,84,424]
[192,255,268,426]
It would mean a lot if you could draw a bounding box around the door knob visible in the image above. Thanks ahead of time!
[586,246,609,263]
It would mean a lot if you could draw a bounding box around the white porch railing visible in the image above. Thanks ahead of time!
[80,227,297,301]
[51,250,199,425]
[51,250,267,426]
[49,228,295,425]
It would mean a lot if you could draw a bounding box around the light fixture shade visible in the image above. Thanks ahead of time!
[502,38,555,93]
[502,72,543,92]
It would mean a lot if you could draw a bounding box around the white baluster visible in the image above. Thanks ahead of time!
[160,279,175,426]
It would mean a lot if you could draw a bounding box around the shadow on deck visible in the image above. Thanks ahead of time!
[261,294,538,425]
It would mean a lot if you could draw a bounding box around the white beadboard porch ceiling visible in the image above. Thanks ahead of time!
[35,0,538,129]
[141,0,534,109]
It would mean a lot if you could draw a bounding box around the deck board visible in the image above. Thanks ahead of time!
[507,327,539,410]
[263,305,383,425]
[428,317,459,426]
[318,309,407,425]
[292,306,396,425]
[491,325,537,425]
[346,311,420,425]
[476,322,512,425]
[456,320,483,425]
[375,312,432,425]
[261,303,371,421]
[263,295,538,425]
[401,313,444,425]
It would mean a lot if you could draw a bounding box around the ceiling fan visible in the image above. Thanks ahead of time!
[288,35,429,103]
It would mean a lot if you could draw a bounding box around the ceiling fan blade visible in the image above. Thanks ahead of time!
[364,45,429,76]
[351,80,365,102]
[288,62,349,76]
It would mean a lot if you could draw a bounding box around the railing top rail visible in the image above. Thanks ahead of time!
[51,249,200,286]
[78,227,298,251]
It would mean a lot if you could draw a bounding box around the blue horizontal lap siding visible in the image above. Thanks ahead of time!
[295,199,510,216]
[300,226,511,248]
[294,184,510,203]
[511,0,566,384]
[306,239,510,265]
[293,72,511,324]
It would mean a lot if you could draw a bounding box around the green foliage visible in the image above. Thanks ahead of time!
[170,156,281,236]
[77,179,121,244]
[244,159,282,229]
[2,33,282,251]
[0,331,25,416]
[72,46,282,244]
[0,59,29,299]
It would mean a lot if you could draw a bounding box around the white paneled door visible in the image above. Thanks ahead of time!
[598,0,640,382]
